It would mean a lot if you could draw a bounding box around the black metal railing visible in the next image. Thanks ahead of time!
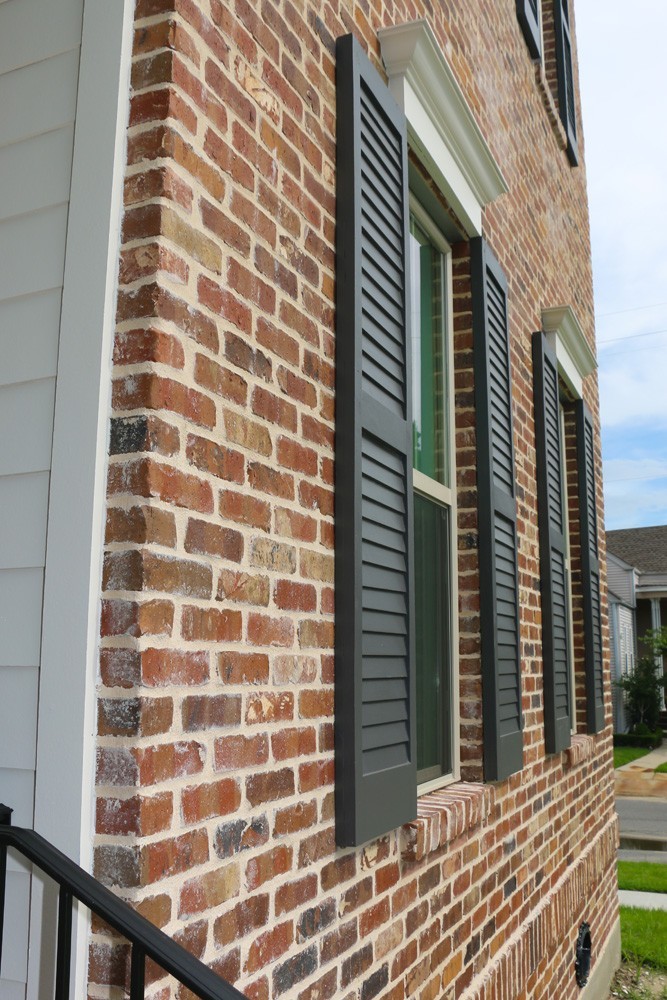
[0,804,246,1000]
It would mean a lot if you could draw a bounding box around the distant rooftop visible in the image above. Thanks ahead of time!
[607,525,667,574]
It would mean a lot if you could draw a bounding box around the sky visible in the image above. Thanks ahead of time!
[575,1,667,531]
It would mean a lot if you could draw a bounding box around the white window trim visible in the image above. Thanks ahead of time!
[541,304,596,398]
[409,197,460,793]
[379,19,508,238]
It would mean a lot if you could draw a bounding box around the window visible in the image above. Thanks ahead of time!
[534,308,602,749]
[408,204,457,789]
[517,0,542,60]
[334,24,508,848]
[553,0,578,164]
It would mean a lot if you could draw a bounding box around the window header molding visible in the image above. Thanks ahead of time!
[378,19,508,237]
[541,304,596,398]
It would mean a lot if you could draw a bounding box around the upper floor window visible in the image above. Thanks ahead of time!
[408,202,458,789]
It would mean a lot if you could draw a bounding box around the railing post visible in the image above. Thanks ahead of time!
[55,886,73,1000]
[130,944,146,1000]
[0,804,13,977]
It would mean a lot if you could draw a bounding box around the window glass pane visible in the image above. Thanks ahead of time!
[409,218,448,487]
[414,492,452,781]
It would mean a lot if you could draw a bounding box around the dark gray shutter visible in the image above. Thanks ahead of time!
[554,0,579,165]
[576,401,604,733]
[517,0,541,59]
[471,238,523,781]
[533,333,571,753]
[334,33,416,848]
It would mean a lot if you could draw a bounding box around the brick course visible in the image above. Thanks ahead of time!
[91,0,617,997]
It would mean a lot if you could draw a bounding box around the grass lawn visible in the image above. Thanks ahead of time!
[621,907,667,970]
[619,862,667,894]
[656,762,667,774]
[615,746,652,768]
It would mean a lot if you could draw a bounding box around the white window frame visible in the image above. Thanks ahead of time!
[379,19,507,794]
[409,196,459,793]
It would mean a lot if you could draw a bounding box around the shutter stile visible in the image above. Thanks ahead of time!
[554,0,579,165]
[576,401,604,732]
[533,332,572,754]
[335,33,417,848]
[471,238,523,781]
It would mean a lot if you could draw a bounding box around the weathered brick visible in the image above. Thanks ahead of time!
[245,844,293,890]
[179,863,240,916]
[181,778,241,823]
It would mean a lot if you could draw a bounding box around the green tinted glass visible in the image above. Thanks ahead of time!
[414,492,452,781]
[409,218,448,487]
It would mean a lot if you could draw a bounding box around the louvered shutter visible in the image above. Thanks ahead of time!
[334,33,416,848]
[471,238,523,781]
[554,0,579,165]
[517,0,541,60]
[576,401,604,732]
[533,333,571,753]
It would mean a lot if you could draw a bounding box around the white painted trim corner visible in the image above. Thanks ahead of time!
[542,304,596,397]
[30,0,134,994]
[379,19,508,237]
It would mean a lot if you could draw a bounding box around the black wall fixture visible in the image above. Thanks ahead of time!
[575,922,592,987]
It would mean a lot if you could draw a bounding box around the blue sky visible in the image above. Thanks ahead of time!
[575,2,667,530]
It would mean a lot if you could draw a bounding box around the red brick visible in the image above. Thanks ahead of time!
[181,778,241,823]
[245,845,292,890]
[181,606,241,644]
[273,580,317,611]
[215,734,269,770]
[271,727,317,761]
[186,434,245,485]
[246,691,294,725]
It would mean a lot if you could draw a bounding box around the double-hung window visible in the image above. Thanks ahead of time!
[334,24,510,847]
[408,204,457,789]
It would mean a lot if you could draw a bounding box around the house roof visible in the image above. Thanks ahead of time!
[607,525,667,574]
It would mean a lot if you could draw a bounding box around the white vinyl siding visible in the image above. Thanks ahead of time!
[0,0,84,995]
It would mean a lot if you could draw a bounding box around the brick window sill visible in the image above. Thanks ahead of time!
[401,783,495,863]
[565,733,596,767]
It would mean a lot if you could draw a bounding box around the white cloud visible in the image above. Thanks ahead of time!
[604,479,667,531]
[599,344,667,428]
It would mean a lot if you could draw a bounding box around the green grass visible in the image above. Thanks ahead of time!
[656,762,667,774]
[619,861,667,894]
[615,746,652,768]
[621,907,667,970]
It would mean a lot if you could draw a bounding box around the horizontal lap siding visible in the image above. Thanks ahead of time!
[0,0,84,995]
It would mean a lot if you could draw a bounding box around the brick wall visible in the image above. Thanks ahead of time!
[92,0,618,997]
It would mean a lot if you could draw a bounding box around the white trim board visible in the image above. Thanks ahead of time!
[30,0,134,994]
[379,19,508,237]
[542,304,596,398]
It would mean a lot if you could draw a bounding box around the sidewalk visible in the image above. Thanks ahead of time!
[615,742,667,799]
[619,889,667,911]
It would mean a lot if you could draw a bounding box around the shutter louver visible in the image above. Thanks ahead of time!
[533,333,571,754]
[517,0,542,60]
[576,401,604,733]
[554,0,579,165]
[471,238,523,781]
[335,33,416,848]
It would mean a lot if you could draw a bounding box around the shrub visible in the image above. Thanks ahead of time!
[616,629,667,734]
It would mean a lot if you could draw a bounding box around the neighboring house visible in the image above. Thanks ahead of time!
[607,525,667,715]
[606,552,637,732]
[0,1,619,999]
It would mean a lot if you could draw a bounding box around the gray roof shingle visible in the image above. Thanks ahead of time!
[606,525,667,574]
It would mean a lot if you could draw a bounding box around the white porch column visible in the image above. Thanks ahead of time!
[650,598,665,711]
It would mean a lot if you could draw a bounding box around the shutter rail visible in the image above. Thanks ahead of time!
[0,804,246,1000]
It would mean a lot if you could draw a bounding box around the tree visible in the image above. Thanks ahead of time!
[616,628,667,733]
